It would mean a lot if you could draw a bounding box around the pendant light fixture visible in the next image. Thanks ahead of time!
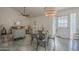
[44,7,57,17]
[21,7,30,17]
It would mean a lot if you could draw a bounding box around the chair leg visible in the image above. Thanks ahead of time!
[44,42,47,51]
[31,38,33,44]
[36,44,38,51]
[31,34,34,44]
[1,36,4,42]
[45,46,46,51]
[47,39,49,46]
[36,39,39,51]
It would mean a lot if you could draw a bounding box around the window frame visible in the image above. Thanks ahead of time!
[57,16,68,28]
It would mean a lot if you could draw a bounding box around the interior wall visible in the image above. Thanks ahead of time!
[30,16,53,35]
[0,7,30,31]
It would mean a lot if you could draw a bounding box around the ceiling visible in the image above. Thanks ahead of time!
[12,7,69,17]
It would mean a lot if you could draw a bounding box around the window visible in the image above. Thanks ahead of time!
[69,13,76,50]
[70,13,76,33]
[57,16,68,28]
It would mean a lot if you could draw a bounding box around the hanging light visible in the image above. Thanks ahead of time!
[44,7,57,17]
[21,7,30,17]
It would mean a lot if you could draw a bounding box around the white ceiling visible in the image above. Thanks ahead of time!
[12,7,68,17]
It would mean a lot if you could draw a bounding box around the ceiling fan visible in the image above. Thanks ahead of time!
[21,7,30,18]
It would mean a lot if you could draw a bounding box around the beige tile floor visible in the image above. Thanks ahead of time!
[0,34,54,51]
[1,34,77,51]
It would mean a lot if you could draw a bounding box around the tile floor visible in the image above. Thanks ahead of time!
[1,34,79,51]
[0,34,54,51]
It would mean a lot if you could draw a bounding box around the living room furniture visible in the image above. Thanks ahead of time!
[0,26,7,42]
[11,26,26,40]
[36,30,48,51]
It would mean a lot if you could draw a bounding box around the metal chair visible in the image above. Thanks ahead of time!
[0,27,7,42]
[36,30,48,51]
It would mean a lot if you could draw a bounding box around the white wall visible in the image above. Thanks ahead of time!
[0,7,30,31]
[30,16,53,35]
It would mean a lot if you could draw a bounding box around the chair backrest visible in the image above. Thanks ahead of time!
[37,30,48,41]
[1,26,7,35]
